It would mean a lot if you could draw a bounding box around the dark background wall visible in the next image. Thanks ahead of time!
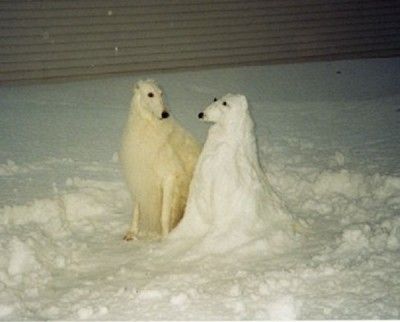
[1,0,400,83]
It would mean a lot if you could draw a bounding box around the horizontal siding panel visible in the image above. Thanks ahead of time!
[2,29,399,65]
[2,18,399,47]
[3,6,400,30]
[2,2,319,20]
[3,1,399,25]
[0,0,392,10]
[2,44,398,83]
[1,0,398,10]
[2,28,399,65]
[2,22,400,57]
[1,0,400,83]
[4,19,400,40]
[2,14,400,47]
[3,36,400,73]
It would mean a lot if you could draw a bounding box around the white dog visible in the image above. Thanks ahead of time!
[119,80,200,240]
[170,94,293,253]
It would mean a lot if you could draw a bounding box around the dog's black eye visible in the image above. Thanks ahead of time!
[148,92,154,98]
[213,97,218,102]
[222,101,227,106]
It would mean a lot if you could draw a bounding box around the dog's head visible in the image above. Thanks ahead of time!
[198,94,248,125]
[133,79,169,120]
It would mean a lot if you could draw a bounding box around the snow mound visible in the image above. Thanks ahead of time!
[170,94,295,255]
[0,160,24,176]
[1,177,128,237]
[2,198,65,238]
[7,237,42,277]
[265,295,299,320]
[336,218,400,256]
[0,305,14,318]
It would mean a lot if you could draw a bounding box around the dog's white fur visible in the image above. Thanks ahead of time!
[119,80,200,240]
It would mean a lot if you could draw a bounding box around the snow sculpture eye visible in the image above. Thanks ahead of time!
[213,97,218,102]
[222,101,227,106]
[148,92,154,98]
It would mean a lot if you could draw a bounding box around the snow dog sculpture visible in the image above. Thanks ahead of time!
[170,94,293,253]
[119,80,201,240]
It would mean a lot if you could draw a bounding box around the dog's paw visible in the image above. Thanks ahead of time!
[123,231,137,241]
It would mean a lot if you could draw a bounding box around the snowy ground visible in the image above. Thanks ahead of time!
[0,58,399,320]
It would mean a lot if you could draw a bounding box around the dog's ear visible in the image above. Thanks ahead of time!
[133,81,140,93]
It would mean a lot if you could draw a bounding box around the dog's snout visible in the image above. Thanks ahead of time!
[198,112,204,119]
[161,111,169,119]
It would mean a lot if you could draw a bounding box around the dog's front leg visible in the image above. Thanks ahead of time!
[123,203,140,241]
[161,176,174,238]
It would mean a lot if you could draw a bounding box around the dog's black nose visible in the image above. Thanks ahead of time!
[198,112,204,119]
[161,111,169,119]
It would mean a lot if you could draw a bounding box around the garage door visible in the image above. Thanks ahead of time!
[1,0,400,83]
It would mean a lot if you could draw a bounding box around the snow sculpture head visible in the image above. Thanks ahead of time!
[133,79,170,120]
[198,93,254,141]
[198,94,248,124]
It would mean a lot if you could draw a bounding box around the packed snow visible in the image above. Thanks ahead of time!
[170,93,295,256]
[0,58,399,320]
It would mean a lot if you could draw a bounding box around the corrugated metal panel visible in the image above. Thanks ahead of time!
[1,0,400,83]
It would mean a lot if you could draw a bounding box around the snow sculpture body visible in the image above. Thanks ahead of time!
[119,80,201,240]
[170,94,293,253]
